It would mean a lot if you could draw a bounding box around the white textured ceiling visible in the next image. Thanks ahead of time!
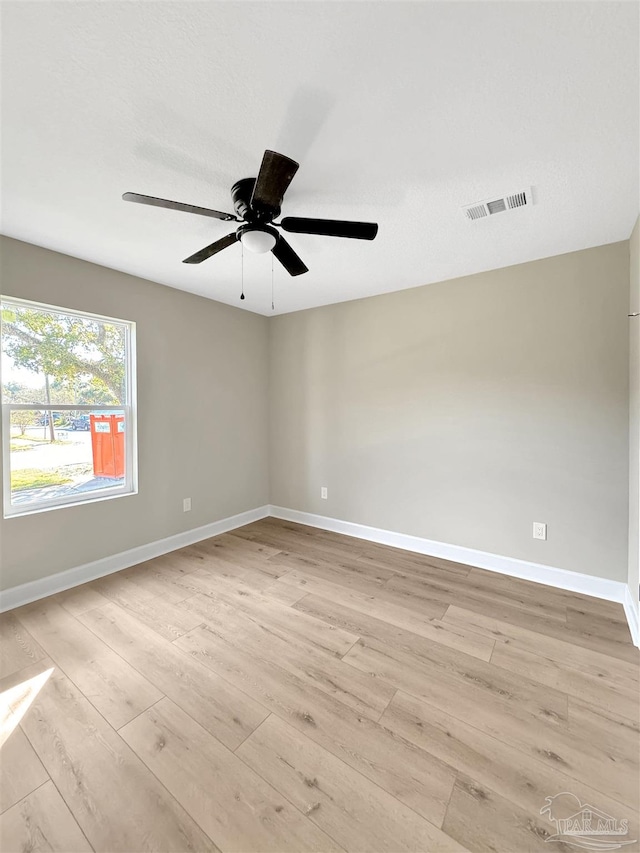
[1,1,638,316]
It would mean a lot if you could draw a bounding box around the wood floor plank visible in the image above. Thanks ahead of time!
[90,572,158,609]
[0,658,56,706]
[237,713,468,853]
[173,562,288,597]
[232,518,353,554]
[1,661,58,756]
[273,570,456,635]
[567,695,639,759]
[178,595,393,721]
[181,586,359,657]
[294,593,495,663]
[255,520,469,585]
[0,727,49,814]
[0,613,46,680]
[442,773,561,853]
[188,542,285,581]
[230,523,365,567]
[175,546,301,603]
[145,547,209,575]
[173,624,457,826]
[567,605,636,645]
[380,690,640,843]
[0,781,92,853]
[373,661,637,810]
[384,572,567,624]
[19,667,219,852]
[253,519,467,584]
[343,637,569,733]
[444,605,639,682]
[267,549,397,589]
[444,600,638,665]
[101,589,204,641]
[355,549,473,581]
[117,561,194,604]
[192,534,283,569]
[53,583,109,617]
[15,599,163,729]
[120,698,342,853]
[491,639,639,722]
[258,522,469,591]
[196,530,283,561]
[444,604,640,700]
[78,601,269,749]
[103,552,204,604]
[263,582,309,606]
[466,568,628,623]
[518,608,634,662]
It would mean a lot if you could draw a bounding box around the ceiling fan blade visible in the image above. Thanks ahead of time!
[183,232,238,264]
[251,150,299,211]
[272,236,308,277]
[123,192,238,222]
[280,217,378,241]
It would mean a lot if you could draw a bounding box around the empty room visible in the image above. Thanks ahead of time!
[0,2,638,852]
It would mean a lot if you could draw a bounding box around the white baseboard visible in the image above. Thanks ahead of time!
[623,584,640,648]
[269,506,636,641]
[3,501,638,649]
[0,505,270,613]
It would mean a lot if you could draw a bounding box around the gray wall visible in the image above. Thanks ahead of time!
[1,236,631,591]
[269,242,630,581]
[629,216,640,601]
[0,236,270,590]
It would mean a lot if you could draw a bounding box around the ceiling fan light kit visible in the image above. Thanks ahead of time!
[238,225,277,254]
[123,149,378,278]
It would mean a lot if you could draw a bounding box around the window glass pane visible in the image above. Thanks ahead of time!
[8,410,128,510]
[1,301,127,406]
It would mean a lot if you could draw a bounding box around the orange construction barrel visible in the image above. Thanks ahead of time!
[90,414,125,479]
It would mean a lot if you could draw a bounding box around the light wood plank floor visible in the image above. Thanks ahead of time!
[1,517,638,853]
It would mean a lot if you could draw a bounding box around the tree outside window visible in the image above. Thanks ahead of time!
[1,297,136,516]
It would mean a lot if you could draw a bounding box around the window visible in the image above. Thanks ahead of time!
[1,297,137,517]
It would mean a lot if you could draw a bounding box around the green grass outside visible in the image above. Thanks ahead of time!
[10,437,71,451]
[20,433,69,442]
[11,468,72,492]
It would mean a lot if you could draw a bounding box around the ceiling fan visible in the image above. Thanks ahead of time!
[123,150,378,276]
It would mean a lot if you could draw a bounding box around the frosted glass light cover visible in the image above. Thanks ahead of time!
[240,229,277,254]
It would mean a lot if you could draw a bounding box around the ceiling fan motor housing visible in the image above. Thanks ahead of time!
[231,177,280,223]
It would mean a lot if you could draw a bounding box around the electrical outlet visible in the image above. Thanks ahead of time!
[321,487,328,500]
[183,497,191,512]
[533,522,547,540]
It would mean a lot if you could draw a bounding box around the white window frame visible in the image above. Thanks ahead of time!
[1,296,137,518]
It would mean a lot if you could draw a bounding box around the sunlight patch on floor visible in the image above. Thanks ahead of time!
[0,666,53,748]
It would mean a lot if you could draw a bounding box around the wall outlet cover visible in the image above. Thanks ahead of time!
[533,522,547,540]
[321,487,328,500]
[183,497,192,512]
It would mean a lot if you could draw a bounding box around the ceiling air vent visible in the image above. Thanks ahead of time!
[506,191,527,209]
[463,187,532,221]
[466,204,488,221]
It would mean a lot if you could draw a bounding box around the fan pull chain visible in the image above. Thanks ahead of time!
[240,242,245,301]
[271,253,275,311]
